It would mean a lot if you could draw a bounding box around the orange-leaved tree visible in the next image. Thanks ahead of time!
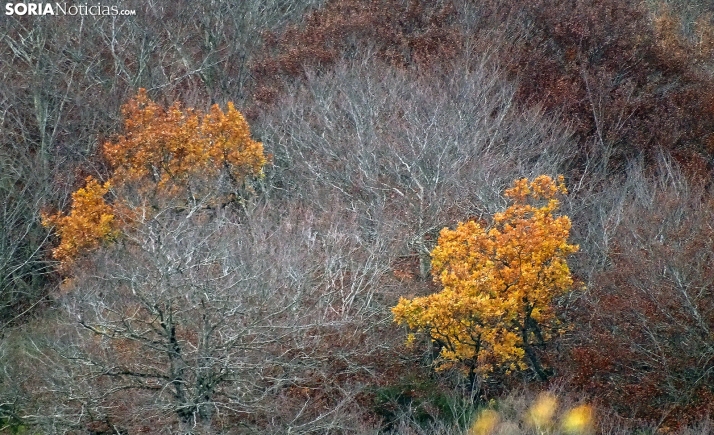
[392,175,578,381]
[104,89,266,204]
[44,89,267,268]
[42,177,116,266]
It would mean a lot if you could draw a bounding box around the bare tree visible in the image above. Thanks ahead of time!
[259,52,575,280]
[0,0,327,333]
[563,155,714,427]
[25,192,396,433]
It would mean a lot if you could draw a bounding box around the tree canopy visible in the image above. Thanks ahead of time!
[393,175,578,379]
[43,89,267,268]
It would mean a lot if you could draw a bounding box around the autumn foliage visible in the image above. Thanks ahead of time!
[9,0,714,431]
[393,176,578,380]
[105,89,266,202]
[564,183,714,428]
[41,178,116,266]
[249,0,460,109]
[43,89,266,267]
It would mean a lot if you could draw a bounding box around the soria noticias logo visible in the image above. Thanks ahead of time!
[5,2,136,16]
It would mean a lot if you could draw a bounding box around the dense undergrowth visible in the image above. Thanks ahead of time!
[2,0,714,433]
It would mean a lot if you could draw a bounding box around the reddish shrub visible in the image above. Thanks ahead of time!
[564,184,714,428]
[505,0,714,172]
[250,0,461,108]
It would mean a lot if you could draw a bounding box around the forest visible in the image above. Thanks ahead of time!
[2,0,714,433]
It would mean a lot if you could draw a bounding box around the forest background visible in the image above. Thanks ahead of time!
[2,0,714,433]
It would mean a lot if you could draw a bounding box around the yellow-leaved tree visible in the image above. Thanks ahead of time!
[392,175,578,381]
[42,177,116,265]
[43,89,267,268]
[104,89,266,205]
